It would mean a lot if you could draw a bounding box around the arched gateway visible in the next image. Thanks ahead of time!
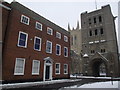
[89,58,108,77]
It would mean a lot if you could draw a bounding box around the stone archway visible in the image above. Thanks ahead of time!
[89,58,108,77]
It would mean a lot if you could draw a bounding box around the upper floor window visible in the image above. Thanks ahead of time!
[35,22,42,31]
[34,36,41,51]
[64,64,68,74]
[21,15,30,25]
[101,49,106,53]
[56,32,61,39]
[100,28,104,35]
[55,63,60,74]
[32,60,40,75]
[56,44,61,55]
[46,40,52,53]
[89,30,92,36]
[95,29,98,35]
[47,27,53,35]
[14,58,25,75]
[18,31,28,48]
[88,18,91,25]
[91,50,95,54]
[64,35,68,42]
[99,16,102,23]
[64,47,68,57]
[94,17,96,24]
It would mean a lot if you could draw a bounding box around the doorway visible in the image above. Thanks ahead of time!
[45,66,50,80]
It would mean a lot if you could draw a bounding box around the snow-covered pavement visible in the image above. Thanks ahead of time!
[65,81,119,88]
[70,75,120,80]
[0,79,81,89]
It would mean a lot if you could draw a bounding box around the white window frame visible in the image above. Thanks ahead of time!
[64,47,68,57]
[64,35,68,42]
[56,44,61,56]
[35,21,42,31]
[17,31,28,48]
[56,32,61,39]
[32,60,40,75]
[46,40,52,53]
[34,36,42,51]
[55,63,60,75]
[64,64,68,74]
[47,27,53,35]
[20,15,30,25]
[14,58,25,75]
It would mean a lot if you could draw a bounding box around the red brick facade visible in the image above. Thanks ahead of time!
[2,2,70,83]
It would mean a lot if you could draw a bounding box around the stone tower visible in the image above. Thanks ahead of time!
[81,5,119,77]
[68,21,82,74]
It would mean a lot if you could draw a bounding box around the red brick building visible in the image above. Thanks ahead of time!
[1,1,70,83]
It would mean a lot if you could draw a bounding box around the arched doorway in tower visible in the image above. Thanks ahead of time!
[91,58,107,77]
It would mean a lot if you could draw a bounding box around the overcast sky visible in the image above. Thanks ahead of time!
[6,0,119,30]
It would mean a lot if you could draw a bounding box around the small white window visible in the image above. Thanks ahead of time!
[64,64,68,74]
[34,36,42,51]
[46,40,52,53]
[55,63,60,74]
[21,15,30,25]
[64,35,68,42]
[32,60,40,75]
[35,22,42,31]
[14,58,25,75]
[56,44,61,56]
[47,27,53,35]
[56,32,61,39]
[64,47,68,57]
[17,31,28,48]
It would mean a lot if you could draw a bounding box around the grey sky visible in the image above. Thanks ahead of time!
[6,0,119,30]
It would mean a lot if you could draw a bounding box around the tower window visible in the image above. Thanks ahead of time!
[94,17,96,23]
[95,29,98,35]
[89,18,91,25]
[99,16,102,22]
[89,30,92,36]
[100,28,104,35]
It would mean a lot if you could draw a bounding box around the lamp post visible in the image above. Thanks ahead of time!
[110,71,113,85]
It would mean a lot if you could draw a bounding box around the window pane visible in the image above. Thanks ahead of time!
[20,33,26,39]
[36,38,40,44]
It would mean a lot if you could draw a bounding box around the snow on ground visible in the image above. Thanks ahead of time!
[65,81,119,88]
[0,79,81,89]
[70,75,113,79]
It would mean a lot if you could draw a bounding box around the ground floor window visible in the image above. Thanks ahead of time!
[32,60,40,75]
[55,63,60,74]
[14,58,25,75]
[64,64,68,74]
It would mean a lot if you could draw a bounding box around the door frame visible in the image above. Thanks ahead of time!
[43,57,53,81]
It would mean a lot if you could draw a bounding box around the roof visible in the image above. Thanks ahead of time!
[10,2,70,36]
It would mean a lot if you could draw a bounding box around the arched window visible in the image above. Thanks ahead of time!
[100,28,104,35]
[89,30,92,36]
[99,16,102,22]
[95,29,98,35]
